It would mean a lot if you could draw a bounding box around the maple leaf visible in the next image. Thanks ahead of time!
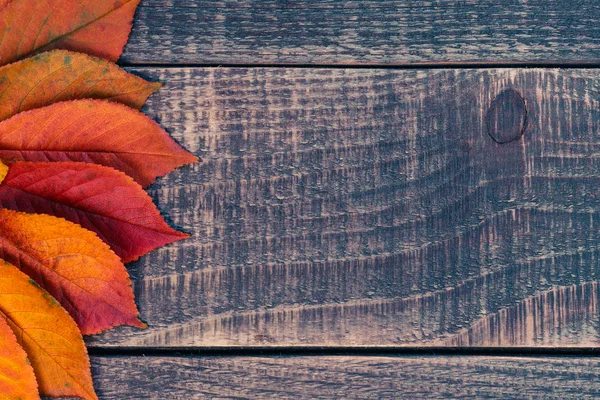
[0,313,39,400]
[0,99,198,187]
[0,260,97,400]
[0,0,141,66]
[0,50,162,121]
[0,160,188,262]
[0,209,146,335]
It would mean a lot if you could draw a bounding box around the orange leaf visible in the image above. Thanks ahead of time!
[0,99,198,187]
[0,160,189,262]
[0,50,162,121]
[0,0,140,65]
[0,209,145,335]
[0,260,96,400]
[0,312,38,400]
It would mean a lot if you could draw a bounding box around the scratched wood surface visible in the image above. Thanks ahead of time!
[88,355,600,399]
[71,1,600,397]
[81,67,600,348]
[121,0,600,65]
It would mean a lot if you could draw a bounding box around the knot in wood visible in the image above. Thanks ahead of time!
[487,88,527,144]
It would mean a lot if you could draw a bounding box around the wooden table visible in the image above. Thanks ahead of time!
[88,1,600,398]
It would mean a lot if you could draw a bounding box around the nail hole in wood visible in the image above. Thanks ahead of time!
[487,88,528,144]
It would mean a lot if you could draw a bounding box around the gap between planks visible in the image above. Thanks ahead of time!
[118,61,600,69]
[87,346,600,357]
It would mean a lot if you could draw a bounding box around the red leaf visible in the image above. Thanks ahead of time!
[0,0,141,65]
[0,161,188,262]
[0,99,198,187]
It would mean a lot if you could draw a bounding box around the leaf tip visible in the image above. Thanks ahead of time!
[136,319,148,330]
[183,153,201,167]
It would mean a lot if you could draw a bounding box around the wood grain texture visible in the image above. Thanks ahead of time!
[121,1,600,65]
[89,355,600,399]
[87,67,600,347]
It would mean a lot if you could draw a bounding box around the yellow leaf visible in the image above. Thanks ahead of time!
[0,260,96,400]
[0,160,6,184]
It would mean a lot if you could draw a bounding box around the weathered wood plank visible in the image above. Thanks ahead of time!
[88,67,600,347]
[122,1,600,65]
[90,355,600,399]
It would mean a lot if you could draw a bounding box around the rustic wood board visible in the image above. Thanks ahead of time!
[89,355,600,399]
[86,67,600,347]
[122,1,600,65]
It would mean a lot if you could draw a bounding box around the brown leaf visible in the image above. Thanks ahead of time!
[0,99,198,187]
[0,0,141,65]
[0,50,161,121]
[0,259,97,400]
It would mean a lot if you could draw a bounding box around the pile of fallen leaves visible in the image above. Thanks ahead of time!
[0,1,197,399]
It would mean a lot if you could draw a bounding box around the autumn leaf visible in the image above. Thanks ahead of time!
[0,260,97,400]
[0,160,188,262]
[0,209,146,335]
[0,50,162,122]
[0,99,198,187]
[0,160,6,183]
[0,314,39,400]
[0,0,141,66]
